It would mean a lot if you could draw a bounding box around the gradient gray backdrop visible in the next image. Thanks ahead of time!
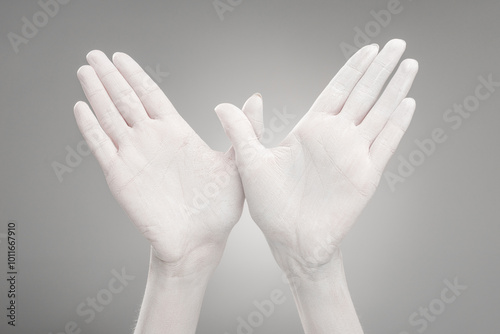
[0,0,499,333]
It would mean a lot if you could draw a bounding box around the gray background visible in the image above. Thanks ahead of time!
[0,0,499,333]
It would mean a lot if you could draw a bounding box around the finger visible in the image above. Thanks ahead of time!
[112,52,177,119]
[77,65,129,145]
[225,93,264,158]
[309,44,379,115]
[86,50,149,126]
[359,59,418,142]
[241,93,264,139]
[74,101,117,171]
[340,39,407,124]
[215,103,265,166]
[369,98,416,173]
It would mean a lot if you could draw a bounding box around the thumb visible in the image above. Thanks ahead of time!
[215,102,264,166]
[241,93,264,140]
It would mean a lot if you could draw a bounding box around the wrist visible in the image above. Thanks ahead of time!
[134,249,213,334]
[146,254,212,301]
[282,250,364,334]
[149,247,216,284]
[286,252,348,295]
[269,240,343,283]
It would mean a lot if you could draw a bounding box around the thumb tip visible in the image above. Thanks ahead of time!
[214,102,233,112]
[215,103,242,119]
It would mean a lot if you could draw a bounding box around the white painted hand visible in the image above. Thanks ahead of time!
[74,51,263,275]
[215,40,418,275]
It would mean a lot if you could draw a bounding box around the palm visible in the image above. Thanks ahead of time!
[242,114,377,263]
[103,117,242,263]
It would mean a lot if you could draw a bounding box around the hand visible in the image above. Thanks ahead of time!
[74,50,263,276]
[214,39,418,277]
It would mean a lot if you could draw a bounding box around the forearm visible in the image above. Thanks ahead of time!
[285,253,364,334]
[134,249,212,334]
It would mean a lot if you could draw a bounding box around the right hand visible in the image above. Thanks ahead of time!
[214,40,418,277]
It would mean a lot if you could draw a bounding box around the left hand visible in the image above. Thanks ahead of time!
[74,50,263,276]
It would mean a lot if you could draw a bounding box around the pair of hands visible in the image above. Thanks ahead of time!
[74,39,417,333]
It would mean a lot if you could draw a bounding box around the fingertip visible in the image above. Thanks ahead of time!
[214,102,237,114]
[86,49,106,64]
[351,43,380,62]
[112,52,121,62]
[383,39,407,56]
[400,98,416,123]
[76,65,93,79]
[85,50,96,60]
[76,65,84,76]
[384,98,416,130]
[76,65,85,78]
[214,103,225,112]
[405,97,416,109]
[73,101,88,120]
[112,51,128,63]
[244,93,263,108]
[242,93,264,123]
[403,58,419,72]
[74,100,88,109]
[355,43,379,57]
[388,38,406,48]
